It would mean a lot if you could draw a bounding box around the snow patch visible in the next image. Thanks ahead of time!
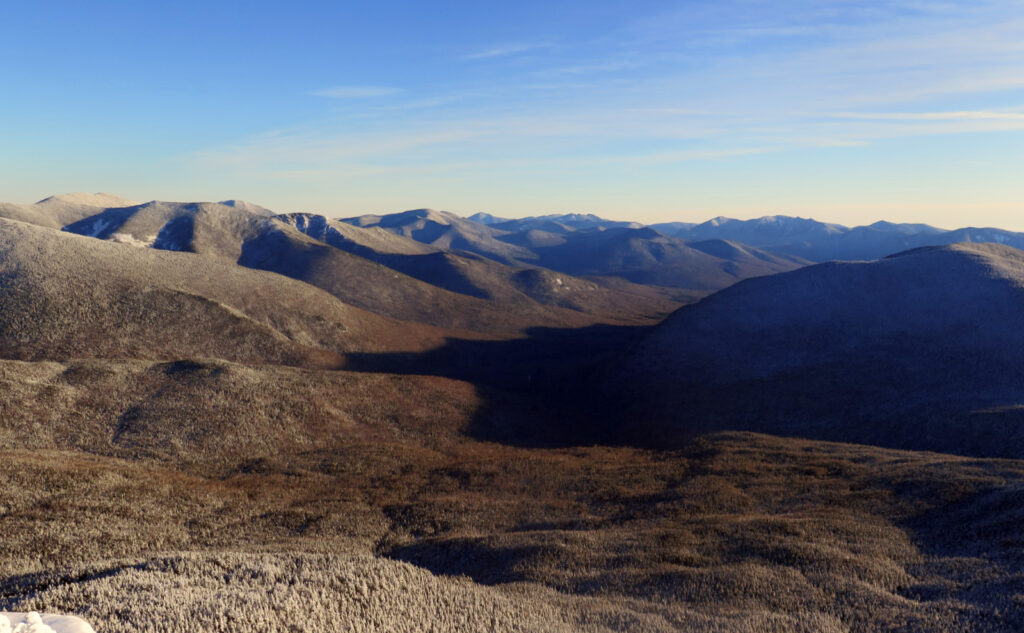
[0,613,94,633]
[108,233,156,248]
[87,219,109,237]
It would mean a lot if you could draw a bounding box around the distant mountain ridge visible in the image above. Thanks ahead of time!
[468,212,642,231]
[12,194,1024,326]
[344,208,808,293]
[362,207,1024,265]
[345,208,535,265]
[458,210,1024,263]
[20,194,1021,266]
[650,214,1024,261]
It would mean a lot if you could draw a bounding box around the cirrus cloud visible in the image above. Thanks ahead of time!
[309,86,402,98]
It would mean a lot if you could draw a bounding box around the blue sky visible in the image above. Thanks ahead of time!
[2,0,1024,227]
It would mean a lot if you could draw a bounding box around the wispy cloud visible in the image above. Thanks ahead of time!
[193,98,1024,183]
[193,124,493,171]
[192,0,1024,217]
[390,94,471,110]
[463,42,552,60]
[309,86,402,98]
[535,59,642,77]
[826,110,1024,121]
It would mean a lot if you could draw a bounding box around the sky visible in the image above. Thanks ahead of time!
[2,0,1024,228]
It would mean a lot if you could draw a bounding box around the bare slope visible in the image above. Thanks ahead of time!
[0,219,445,366]
[615,242,1024,456]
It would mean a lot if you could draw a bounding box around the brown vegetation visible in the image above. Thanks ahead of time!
[0,354,1022,630]
[2,422,1024,631]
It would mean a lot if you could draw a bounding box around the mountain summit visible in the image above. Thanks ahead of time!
[36,192,139,208]
[616,242,1024,456]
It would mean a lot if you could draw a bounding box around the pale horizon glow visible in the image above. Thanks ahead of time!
[2,1,1023,230]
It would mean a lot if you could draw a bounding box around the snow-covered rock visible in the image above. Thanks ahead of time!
[0,612,95,633]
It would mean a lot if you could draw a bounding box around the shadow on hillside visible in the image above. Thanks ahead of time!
[62,207,139,238]
[343,323,653,447]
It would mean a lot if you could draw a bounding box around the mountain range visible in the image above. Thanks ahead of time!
[0,195,683,334]
[651,214,1024,262]
[344,208,809,292]
[465,209,1024,263]
[6,193,1024,631]
[346,206,1024,274]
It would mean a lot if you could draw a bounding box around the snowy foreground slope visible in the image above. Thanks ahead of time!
[0,613,94,633]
